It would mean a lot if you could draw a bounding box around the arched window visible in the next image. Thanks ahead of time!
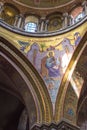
[70,6,84,24]
[74,12,84,23]
[24,15,39,33]
[25,22,37,32]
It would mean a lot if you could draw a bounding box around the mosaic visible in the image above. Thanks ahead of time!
[17,32,81,105]
[1,21,86,106]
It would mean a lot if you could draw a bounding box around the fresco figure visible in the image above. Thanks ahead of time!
[27,42,45,73]
[50,38,74,73]
[18,40,30,52]
[26,36,79,105]
[61,38,73,51]
[41,51,61,104]
[27,43,40,64]
[40,55,48,77]
[61,38,74,72]
[74,32,81,47]
[45,51,60,78]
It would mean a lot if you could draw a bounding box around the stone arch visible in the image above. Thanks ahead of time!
[76,39,87,129]
[0,36,53,128]
[55,32,87,123]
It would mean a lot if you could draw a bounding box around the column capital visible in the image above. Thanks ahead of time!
[40,16,46,23]
[40,16,46,20]
[68,15,72,18]
[45,19,49,24]
[19,14,24,18]
[63,12,68,17]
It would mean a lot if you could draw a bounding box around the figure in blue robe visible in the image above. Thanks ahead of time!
[74,32,81,46]
[45,51,60,78]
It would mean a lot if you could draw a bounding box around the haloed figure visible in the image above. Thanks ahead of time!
[45,51,61,78]
[74,32,81,47]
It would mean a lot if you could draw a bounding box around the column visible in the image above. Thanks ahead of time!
[37,21,41,32]
[44,19,49,31]
[68,15,74,26]
[17,14,24,29]
[0,2,4,16]
[63,12,68,28]
[21,16,25,29]
[40,17,46,32]
[14,15,19,27]
[17,14,22,28]
[82,0,87,16]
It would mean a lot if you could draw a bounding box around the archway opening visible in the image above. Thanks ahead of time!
[0,89,25,130]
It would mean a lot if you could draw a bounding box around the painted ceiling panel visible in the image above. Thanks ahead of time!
[14,0,74,8]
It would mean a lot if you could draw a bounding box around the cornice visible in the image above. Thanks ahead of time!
[2,0,85,16]
[0,16,87,37]
[12,0,75,10]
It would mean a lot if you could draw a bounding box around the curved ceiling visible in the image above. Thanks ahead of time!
[13,0,74,9]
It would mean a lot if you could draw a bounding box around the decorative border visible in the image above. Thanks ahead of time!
[0,16,87,37]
